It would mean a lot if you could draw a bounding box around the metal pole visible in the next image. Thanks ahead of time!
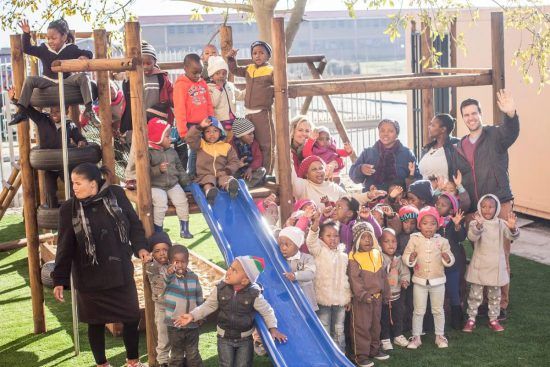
[58,72,80,355]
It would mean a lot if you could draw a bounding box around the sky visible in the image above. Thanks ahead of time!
[1,0,547,48]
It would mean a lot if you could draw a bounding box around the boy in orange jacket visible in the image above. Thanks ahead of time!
[173,53,214,177]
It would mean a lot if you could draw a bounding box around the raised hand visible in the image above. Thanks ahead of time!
[437,176,447,191]
[473,213,484,230]
[389,185,403,199]
[453,170,463,188]
[18,19,31,34]
[361,164,376,176]
[322,205,335,218]
[367,189,387,201]
[199,117,212,128]
[496,89,516,118]
[310,129,319,141]
[225,48,238,58]
[408,161,416,176]
[304,204,316,219]
[358,206,372,220]
[505,211,518,230]
[344,142,354,155]
[381,205,394,217]
[451,209,464,226]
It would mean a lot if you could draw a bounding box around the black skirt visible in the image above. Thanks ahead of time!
[76,280,140,324]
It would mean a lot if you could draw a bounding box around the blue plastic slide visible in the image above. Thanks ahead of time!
[190,181,354,367]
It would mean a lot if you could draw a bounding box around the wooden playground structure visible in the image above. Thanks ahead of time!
[6,12,505,366]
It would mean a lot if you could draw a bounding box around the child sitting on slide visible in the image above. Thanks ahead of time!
[10,19,100,126]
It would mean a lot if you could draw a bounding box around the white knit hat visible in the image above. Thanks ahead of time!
[207,55,228,77]
[279,226,305,247]
[232,118,255,138]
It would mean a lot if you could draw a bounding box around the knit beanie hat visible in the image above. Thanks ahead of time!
[146,102,169,120]
[147,118,171,145]
[440,192,459,215]
[279,226,305,247]
[146,231,172,252]
[298,155,325,179]
[232,117,255,138]
[352,221,379,252]
[408,180,435,205]
[316,126,330,136]
[417,206,442,228]
[207,55,228,77]
[398,205,419,222]
[293,199,316,213]
[142,41,157,61]
[378,119,400,135]
[204,116,226,140]
[236,255,265,283]
[250,40,272,58]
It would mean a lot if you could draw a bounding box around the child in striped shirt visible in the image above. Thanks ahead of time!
[163,245,204,367]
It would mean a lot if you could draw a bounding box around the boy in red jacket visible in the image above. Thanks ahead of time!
[174,53,214,177]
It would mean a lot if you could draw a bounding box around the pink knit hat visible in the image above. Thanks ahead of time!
[440,193,459,215]
[298,155,325,179]
[417,206,442,228]
[293,199,316,212]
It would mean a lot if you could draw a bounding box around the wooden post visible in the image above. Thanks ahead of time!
[300,59,327,115]
[305,61,357,162]
[420,22,434,146]
[449,18,458,122]
[271,18,293,223]
[94,29,117,183]
[124,21,157,366]
[220,26,234,82]
[10,34,46,334]
[491,12,505,124]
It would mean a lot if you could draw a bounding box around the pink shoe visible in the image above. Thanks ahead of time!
[463,319,476,333]
[488,319,505,332]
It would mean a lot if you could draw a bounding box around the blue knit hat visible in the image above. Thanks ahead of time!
[203,116,225,141]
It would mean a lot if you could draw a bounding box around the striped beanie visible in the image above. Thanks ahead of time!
[352,221,380,252]
[142,41,157,60]
[236,255,265,283]
[232,118,255,138]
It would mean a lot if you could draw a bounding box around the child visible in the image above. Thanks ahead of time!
[407,179,434,209]
[434,193,467,330]
[176,256,287,367]
[278,226,318,311]
[174,53,214,178]
[201,44,219,82]
[80,80,126,135]
[10,19,99,126]
[403,206,455,349]
[145,232,173,367]
[164,245,203,367]
[306,212,351,352]
[303,126,354,179]
[463,194,519,333]
[396,205,419,255]
[186,117,242,202]
[379,228,410,350]
[255,193,279,230]
[207,55,245,138]
[226,41,275,173]
[147,118,192,238]
[348,222,391,366]
[230,117,266,188]
[123,41,174,188]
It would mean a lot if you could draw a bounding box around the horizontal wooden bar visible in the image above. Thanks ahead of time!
[289,73,421,85]
[425,67,492,75]
[51,57,136,73]
[0,233,56,252]
[237,54,326,66]
[288,73,493,98]
[36,31,109,39]
[157,61,185,70]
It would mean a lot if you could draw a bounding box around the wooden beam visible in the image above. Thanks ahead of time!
[219,26,234,82]
[271,18,293,224]
[300,59,326,115]
[0,233,57,252]
[420,23,434,146]
[288,73,493,98]
[94,29,117,184]
[237,54,326,66]
[10,34,46,334]
[0,168,21,222]
[37,31,102,39]
[491,12,506,124]
[124,21,157,366]
[293,73,421,85]
[51,58,136,73]
[425,67,492,75]
[305,62,357,162]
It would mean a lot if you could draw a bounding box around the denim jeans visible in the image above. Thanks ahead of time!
[154,303,170,364]
[167,326,202,367]
[445,269,461,306]
[217,335,254,367]
[412,283,446,336]
[317,305,346,352]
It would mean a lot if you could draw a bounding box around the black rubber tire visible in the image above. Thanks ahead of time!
[29,84,84,108]
[37,205,60,230]
[30,143,101,171]
[41,261,56,288]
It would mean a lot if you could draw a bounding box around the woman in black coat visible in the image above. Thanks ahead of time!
[53,163,149,367]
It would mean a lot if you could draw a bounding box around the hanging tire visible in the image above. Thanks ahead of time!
[30,143,102,171]
[37,204,61,230]
[29,84,84,108]
[41,261,56,288]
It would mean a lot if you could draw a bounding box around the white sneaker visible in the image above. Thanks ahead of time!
[358,361,374,367]
[381,338,393,350]
[435,335,448,348]
[407,335,422,349]
[394,335,409,347]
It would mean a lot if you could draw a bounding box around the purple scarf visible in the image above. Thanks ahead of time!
[372,139,403,185]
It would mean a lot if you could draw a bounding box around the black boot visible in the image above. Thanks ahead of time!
[206,187,218,204]
[180,220,193,239]
[9,111,28,126]
[451,305,464,330]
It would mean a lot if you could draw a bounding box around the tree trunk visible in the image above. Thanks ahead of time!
[251,0,278,44]
[285,0,307,51]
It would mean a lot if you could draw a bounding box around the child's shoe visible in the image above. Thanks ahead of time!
[180,220,193,239]
[253,339,266,356]
[206,187,218,204]
[462,319,476,333]
[372,351,390,360]
[84,105,101,126]
[498,308,508,321]
[435,335,448,348]
[227,177,239,198]
[357,360,374,367]
[488,319,505,332]
[126,360,146,367]
[380,339,393,351]
[406,335,422,349]
[393,335,409,347]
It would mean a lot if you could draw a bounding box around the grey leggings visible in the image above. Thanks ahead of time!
[17,74,93,108]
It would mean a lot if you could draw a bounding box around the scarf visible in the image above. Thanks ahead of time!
[72,182,129,265]
[372,139,403,185]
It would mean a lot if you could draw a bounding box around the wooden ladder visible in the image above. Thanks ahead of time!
[0,165,22,221]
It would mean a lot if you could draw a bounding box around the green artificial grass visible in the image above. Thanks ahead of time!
[1,213,550,366]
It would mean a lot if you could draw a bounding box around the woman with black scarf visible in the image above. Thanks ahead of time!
[52,163,150,367]
[349,119,421,192]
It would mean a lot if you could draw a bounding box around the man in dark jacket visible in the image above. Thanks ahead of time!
[454,89,519,320]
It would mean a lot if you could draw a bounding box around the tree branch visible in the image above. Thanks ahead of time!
[171,0,253,12]
[285,0,307,51]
